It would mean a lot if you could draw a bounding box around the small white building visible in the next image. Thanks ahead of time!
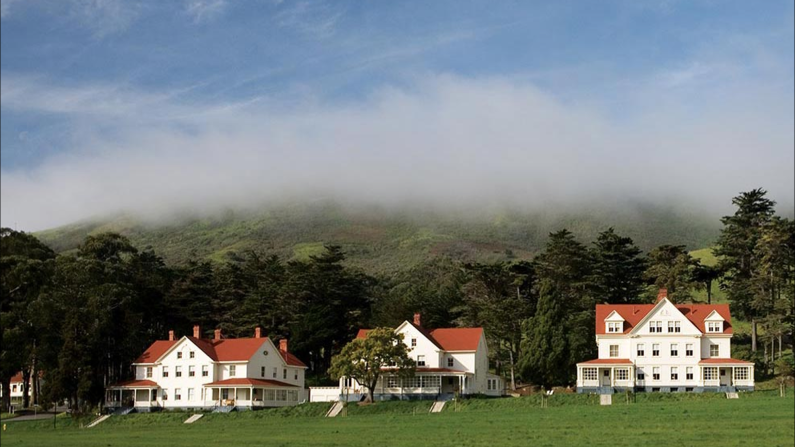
[576,289,754,393]
[311,314,503,402]
[106,326,308,411]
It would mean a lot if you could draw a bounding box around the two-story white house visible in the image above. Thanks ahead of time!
[576,289,754,393]
[311,314,503,402]
[106,325,308,412]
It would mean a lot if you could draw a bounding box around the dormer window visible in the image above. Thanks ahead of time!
[606,322,622,333]
[707,322,722,333]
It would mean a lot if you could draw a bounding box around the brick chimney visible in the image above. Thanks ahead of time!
[656,288,668,303]
[214,329,222,341]
[279,339,288,352]
[413,312,421,327]
[168,330,175,341]
[254,327,262,339]
[193,325,201,339]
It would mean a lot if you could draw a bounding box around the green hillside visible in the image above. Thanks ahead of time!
[35,201,721,275]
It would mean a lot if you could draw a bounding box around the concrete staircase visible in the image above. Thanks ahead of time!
[326,401,344,418]
[429,401,446,413]
[86,415,111,428]
[184,414,204,424]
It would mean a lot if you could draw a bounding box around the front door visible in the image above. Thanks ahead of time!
[719,368,731,386]
[601,369,611,386]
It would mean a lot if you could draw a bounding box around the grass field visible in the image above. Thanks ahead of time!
[3,392,792,447]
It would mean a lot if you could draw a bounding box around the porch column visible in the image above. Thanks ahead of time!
[118,389,122,404]
[611,367,615,386]
[731,367,734,386]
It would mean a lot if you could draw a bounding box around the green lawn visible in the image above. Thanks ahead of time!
[3,392,792,447]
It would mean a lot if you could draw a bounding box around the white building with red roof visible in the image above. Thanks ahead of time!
[311,313,503,402]
[576,289,754,394]
[106,325,308,412]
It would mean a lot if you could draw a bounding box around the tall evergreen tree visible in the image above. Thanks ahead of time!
[518,279,569,388]
[715,188,776,351]
[588,228,646,304]
[645,244,698,303]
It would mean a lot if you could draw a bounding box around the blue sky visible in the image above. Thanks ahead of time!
[1,0,793,230]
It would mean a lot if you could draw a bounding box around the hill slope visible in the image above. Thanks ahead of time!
[35,201,721,275]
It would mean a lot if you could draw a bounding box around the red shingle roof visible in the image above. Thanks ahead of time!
[356,326,483,351]
[134,335,307,367]
[698,358,754,365]
[203,378,298,387]
[595,303,733,335]
[576,358,634,365]
[10,372,24,383]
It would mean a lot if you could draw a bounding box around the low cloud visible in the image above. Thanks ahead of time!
[1,74,793,231]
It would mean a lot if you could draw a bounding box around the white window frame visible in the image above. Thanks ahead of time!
[175,366,182,377]
[447,357,454,367]
[175,388,182,401]
[162,366,169,377]
[607,322,622,333]
[652,344,660,357]
[670,343,678,357]
[229,365,236,377]
[652,367,660,381]
[582,368,597,381]
[609,345,619,358]
[616,368,628,381]
[734,367,749,381]
[188,365,195,377]
[417,355,426,366]
[703,367,718,381]
[187,388,194,401]
[411,338,417,347]
[145,367,152,378]
[202,365,209,377]
[710,344,719,357]
[671,367,678,381]
[685,344,694,357]
[636,344,645,357]
[686,367,694,380]
[707,321,722,333]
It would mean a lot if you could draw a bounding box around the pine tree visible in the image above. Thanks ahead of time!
[645,244,698,303]
[588,228,646,304]
[518,280,569,388]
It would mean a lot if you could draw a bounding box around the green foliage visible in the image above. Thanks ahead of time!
[588,228,646,304]
[645,244,699,303]
[329,327,415,402]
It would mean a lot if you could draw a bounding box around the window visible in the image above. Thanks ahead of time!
[276,390,287,401]
[188,365,195,377]
[162,389,168,400]
[686,367,694,380]
[272,367,277,378]
[177,352,183,359]
[447,357,454,367]
[294,372,298,380]
[12,385,17,392]
[671,367,678,381]
[637,344,645,357]
[707,321,722,333]
[146,367,152,378]
[175,366,182,377]
[386,376,400,387]
[637,369,645,381]
[667,321,674,333]
[175,388,182,401]
[652,344,660,357]
[710,344,719,357]
[609,345,619,358]
[162,366,169,377]
[229,365,236,377]
[261,366,266,378]
[288,390,298,401]
[202,365,208,377]
[187,388,194,401]
[283,369,287,379]
[421,376,440,387]
[411,338,417,347]
[685,387,694,392]
[616,369,628,381]
[190,351,195,359]
[583,368,597,381]
[265,389,275,401]
[668,321,681,333]
[652,367,660,381]
[703,367,718,381]
[487,379,493,390]
[650,321,662,333]
[417,355,426,366]
[734,367,749,381]
[670,344,678,357]
[607,322,622,333]
[686,344,694,357]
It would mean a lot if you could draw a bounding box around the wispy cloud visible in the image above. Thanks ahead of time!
[0,0,20,19]
[275,1,343,39]
[67,0,142,38]
[1,74,792,231]
[184,0,226,24]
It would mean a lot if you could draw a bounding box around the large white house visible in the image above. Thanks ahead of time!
[311,314,503,402]
[106,326,308,412]
[576,289,754,393]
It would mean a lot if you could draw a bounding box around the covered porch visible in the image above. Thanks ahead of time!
[105,379,160,409]
[698,359,755,390]
[203,378,302,408]
[576,359,635,393]
[375,368,473,400]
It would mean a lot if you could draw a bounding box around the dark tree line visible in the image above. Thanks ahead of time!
[1,189,792,411]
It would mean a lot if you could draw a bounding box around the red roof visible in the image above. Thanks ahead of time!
[10,372,24,383]
[108,379,159,388]
[134,340,177,363]
[698,358,754,365]
[577,358,634,365]
[203,378,298,387]
[356,326,483,351]
[134,336,307,367]
[595,303,733,335]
